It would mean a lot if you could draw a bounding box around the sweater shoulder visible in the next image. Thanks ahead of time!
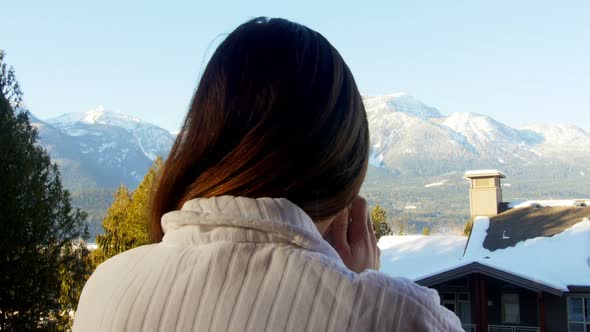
[294,250,462,331]
[356,270,464,331]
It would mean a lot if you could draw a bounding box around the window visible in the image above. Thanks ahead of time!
[502,293,520,324]
[568,296,590,332]
[440,292,471,324]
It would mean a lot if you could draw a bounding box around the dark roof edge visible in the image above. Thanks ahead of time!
[568,285,590,293]
[415,262,563,296]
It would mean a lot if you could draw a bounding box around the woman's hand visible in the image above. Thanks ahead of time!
[326,196,380,273]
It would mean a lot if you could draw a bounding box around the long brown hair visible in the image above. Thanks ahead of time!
[149,17,369,242]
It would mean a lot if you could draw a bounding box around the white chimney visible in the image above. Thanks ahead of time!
[464,170,506,219]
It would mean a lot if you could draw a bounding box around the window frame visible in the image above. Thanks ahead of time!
[567,295,590,332]
[501,292,521,324]
[439,291,471,324]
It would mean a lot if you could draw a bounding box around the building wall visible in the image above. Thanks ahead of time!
[485,277,539,326]
[429,274,570,331]
[545,294,567,332]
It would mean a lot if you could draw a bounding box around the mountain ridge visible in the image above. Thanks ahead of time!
[25,95,590,238]
[31,94,590,189]
[365,94,590,176]
[31,106,175,190]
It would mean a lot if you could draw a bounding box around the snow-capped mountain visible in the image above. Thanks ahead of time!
[30,95,590,190]
[363,93,444,120]
[520,123,590,148]
[364,94,590,176]
[47,106,173,161]
[33,106,175,190]
[441,112,528,147]
[365,99,478,175]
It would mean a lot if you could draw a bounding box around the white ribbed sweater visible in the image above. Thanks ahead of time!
[74,196,462,331]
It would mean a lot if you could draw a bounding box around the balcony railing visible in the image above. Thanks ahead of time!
[462,323,476,332]
[488,325,539,332]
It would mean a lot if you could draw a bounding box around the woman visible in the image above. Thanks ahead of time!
[74,17,462,331]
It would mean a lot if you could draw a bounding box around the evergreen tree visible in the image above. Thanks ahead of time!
[94,157,163,266]
[422,226,431,236]
[0,50,22,107]
[0,51,90,331]
[370,204,392,241]
[93,185,133,264]
[463,220,473,236]
[127,157,163,246]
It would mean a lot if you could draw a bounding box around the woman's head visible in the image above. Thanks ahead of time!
[150,17,369,242]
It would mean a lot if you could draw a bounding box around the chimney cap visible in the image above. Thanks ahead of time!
[464,169,506,179]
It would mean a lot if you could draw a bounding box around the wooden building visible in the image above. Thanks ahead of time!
[378,170,590,332]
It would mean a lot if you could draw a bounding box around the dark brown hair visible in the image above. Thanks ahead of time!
[149,17,369,242]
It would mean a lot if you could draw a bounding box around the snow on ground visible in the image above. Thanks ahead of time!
[378,235,467,280]
[379,216,590,291]
[502,183,512,187]
[581,171,586,176]
[424,180,448,187]
[404,205,417,210]
[497,157,505,164]
[508,199,590,209]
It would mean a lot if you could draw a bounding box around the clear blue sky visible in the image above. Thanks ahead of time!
[2,0,589,132]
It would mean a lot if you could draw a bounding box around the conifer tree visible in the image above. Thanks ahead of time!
[94,185,133,263]
[463,220,473,236]
[127,157,163,246]
[370,204,392,241]
[0,50,90,331]
[0,50,22,107]
[94,157,163,266]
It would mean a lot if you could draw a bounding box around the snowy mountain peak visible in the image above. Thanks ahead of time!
[363,93,443,120]
[373,92,410,99]
[442,112,524,146]
[82,105,112,124]
[43,107,176,165]
[48,106,145,130]
[443,112,502,134]
[521,123,590,147]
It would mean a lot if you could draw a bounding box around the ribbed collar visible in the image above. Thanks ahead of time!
[161,196,343,263]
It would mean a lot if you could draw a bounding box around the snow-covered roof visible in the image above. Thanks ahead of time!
[379,216,590,292]
[464,169,506,178]
[508,199,589,209]
[463,216,590,291]
[379,235,467,280]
